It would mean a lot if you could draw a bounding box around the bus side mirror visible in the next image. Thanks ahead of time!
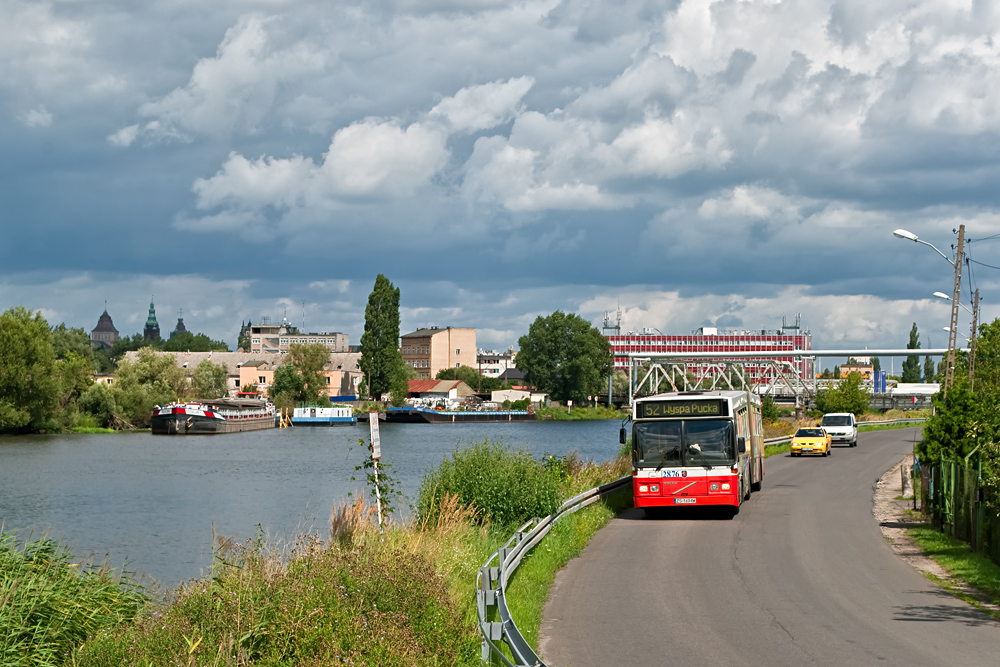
[620,427,627,445]
[738,437,746,454]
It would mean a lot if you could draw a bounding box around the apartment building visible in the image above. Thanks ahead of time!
[477,348,517,376]
[400,326,476,379]
[242,319,348,354]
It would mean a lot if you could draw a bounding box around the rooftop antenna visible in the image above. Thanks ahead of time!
[302,301,305,331]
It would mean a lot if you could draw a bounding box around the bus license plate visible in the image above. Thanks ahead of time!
[674,498,696,504]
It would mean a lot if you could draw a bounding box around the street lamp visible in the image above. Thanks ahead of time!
[933,292,974,316]
[943,327,970,341]
[894,225,967,395]
[893,229,955,265]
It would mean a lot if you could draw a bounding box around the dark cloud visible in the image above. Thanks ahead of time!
[1,0,998,351]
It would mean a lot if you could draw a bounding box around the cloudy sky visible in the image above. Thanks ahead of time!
[2,0,998,353]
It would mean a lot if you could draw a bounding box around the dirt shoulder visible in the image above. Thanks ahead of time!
[874,457,1000,615]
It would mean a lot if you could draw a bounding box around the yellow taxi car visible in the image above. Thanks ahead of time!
[790,427,832,457]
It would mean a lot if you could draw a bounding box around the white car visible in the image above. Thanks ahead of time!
[820,413,857,447]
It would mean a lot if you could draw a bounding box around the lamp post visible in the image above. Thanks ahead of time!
[934,289,980,389]
[894,226,965,395]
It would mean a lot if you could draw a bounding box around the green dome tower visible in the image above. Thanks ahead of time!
[143,297,161,341]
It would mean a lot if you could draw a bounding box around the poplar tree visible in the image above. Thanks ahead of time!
[359,274,406,400]
[901,323,922,383]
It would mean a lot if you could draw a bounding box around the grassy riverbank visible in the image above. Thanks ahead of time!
[6,440,630,666]
[534,404,627,420]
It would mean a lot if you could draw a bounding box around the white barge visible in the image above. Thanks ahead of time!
[151,398,277,434]
[290,405,356,426]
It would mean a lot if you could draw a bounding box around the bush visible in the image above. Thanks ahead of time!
[416,439,561,528]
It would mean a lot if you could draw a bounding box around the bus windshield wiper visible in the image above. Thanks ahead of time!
[686,443,713,470]
[655,448,679,471]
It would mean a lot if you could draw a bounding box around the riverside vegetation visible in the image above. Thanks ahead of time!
[1,438,630,666]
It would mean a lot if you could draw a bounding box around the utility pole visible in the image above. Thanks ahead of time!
[969,288,979,391]
[944,224,965,397]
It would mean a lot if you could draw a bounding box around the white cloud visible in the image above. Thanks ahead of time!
[21,105,52,127]
[429,76,534,133]
[107,123,139,147]
[320,119,448,197]
[611,112,732,177]
[138,15,325,139]
[194,152,314,210]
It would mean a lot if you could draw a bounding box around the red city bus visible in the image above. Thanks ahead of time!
[621,390,764,516]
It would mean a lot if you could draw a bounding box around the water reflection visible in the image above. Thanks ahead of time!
[0,420,620,587]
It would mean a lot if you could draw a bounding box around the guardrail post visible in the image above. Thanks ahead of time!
[479,565,502,664]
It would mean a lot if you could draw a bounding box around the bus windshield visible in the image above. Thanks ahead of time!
[633,419,735,468]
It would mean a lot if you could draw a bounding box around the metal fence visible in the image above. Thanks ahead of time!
[921,457,1000,567]
[477,476,632,666]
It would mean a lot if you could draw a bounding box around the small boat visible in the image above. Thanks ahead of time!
[385,406,535,424]
[151,398,277,435]
[290,405,357,426]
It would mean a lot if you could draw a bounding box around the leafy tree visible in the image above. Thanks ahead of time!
[270,363,305,410]
[901,323,921,382]
[611,370,629,396]
[816,371,870,415]
[112,348,185,427]
[287,342,330,405]
[389,364,410,407]
[872,357,881,373]
[79,383,122,429]
[54,352,95,424]
[359,274,405,399]
[832,365,840,378]
[761,395,780,422]
[51,324,94,364]
[163,330,230,352]
[190,359,229,399]
[0,307,60,432]
[436,365,481,388]
[923,355,936,383]
[516,311,613,403]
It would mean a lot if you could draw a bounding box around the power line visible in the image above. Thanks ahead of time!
[968,257,1000,271]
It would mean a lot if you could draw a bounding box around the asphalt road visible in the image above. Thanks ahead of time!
[539,428,1000,667]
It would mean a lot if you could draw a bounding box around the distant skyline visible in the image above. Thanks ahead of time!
[2,1,997,353]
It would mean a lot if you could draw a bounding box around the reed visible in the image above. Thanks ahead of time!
[0,530,147,667]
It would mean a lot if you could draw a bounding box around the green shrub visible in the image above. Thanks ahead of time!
[0,531,147,667]
[416,439,561,528]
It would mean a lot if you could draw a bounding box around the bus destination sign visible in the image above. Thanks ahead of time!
[639,399,726,419]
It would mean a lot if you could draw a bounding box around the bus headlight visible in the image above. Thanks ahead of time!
[721,483,731,490]
[639,485,648,493]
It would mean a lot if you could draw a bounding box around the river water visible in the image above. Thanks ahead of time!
[0,420,621,588]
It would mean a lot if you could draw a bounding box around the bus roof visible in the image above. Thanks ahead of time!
[635,390,755,401]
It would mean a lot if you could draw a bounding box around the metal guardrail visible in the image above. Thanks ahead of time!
[762,418,926,446]
[477,475,632,666]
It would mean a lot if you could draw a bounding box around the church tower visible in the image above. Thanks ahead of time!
[143,298,161,341]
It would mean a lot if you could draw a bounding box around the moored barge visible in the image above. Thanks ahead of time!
[290,405,357,426]
[151,398,277,434]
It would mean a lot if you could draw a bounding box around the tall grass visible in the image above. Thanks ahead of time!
[534,405,626,421]
[75,528,480,666]
[0,531,147,667]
